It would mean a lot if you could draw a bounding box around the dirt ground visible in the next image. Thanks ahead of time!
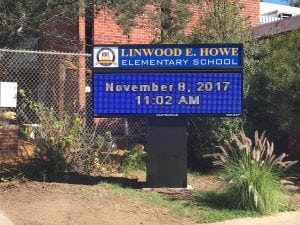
[0,179,199,225]
[0,168,299,225]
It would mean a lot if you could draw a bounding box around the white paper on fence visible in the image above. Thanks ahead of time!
[0,82,18,108]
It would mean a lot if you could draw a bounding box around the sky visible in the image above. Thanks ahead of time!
[263,0,289,5]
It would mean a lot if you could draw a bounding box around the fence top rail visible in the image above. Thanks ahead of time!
[0,48,91,57]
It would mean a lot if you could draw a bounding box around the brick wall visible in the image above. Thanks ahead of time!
[39,14,87,111]
[240,0,260,25]
[0,125,18,155]
[93,5,158,44]
[39,16,80,52]
[92,0,259,45]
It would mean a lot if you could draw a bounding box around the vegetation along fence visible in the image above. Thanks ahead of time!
[0,48,236,170]
[0,49,147,155]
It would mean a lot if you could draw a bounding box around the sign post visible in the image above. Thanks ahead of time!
[147,117,187,187]
[92,44,243,188]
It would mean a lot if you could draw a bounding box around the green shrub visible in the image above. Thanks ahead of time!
[22,102,123,178]
[24,103,83,178]
[188,117,242,169]
[246,28,300,144]
[122,150,146,172]
[205,130,297,213]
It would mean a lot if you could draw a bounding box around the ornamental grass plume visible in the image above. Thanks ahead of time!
[204,130,298,213]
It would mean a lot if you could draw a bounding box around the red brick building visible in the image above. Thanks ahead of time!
[83,0,260,47]
[38,0,260,119]
[37,0,260,109]
[72,0,259,110]
[39,1,260,51]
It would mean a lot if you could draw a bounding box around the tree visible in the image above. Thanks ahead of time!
[0,0,81,48]
[0,0,198,48]
[287,0,300,7]
[191,0,259,86]
[96,0,199,43]
[247,28,300,144]
[187,0,260,167]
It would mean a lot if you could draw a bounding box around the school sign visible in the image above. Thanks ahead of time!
[92,44,243,117]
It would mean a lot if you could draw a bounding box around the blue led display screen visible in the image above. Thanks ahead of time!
[93,72,242,116]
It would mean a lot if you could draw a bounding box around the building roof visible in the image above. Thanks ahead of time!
[252,14,300,38]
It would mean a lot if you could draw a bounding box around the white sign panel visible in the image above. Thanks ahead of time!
[0,82,17,107]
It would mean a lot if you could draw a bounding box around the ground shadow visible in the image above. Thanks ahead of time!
[189,190,237,210]
[44,172,146,189]
[0,160,146,189]
[0,161,22,179]
[162,188,239,211]
[286,165,300,194]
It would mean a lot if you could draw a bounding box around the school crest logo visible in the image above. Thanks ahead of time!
[94,47,118,67]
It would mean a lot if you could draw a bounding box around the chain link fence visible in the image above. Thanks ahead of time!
[0,48,236,171]
[0,49,147,152]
